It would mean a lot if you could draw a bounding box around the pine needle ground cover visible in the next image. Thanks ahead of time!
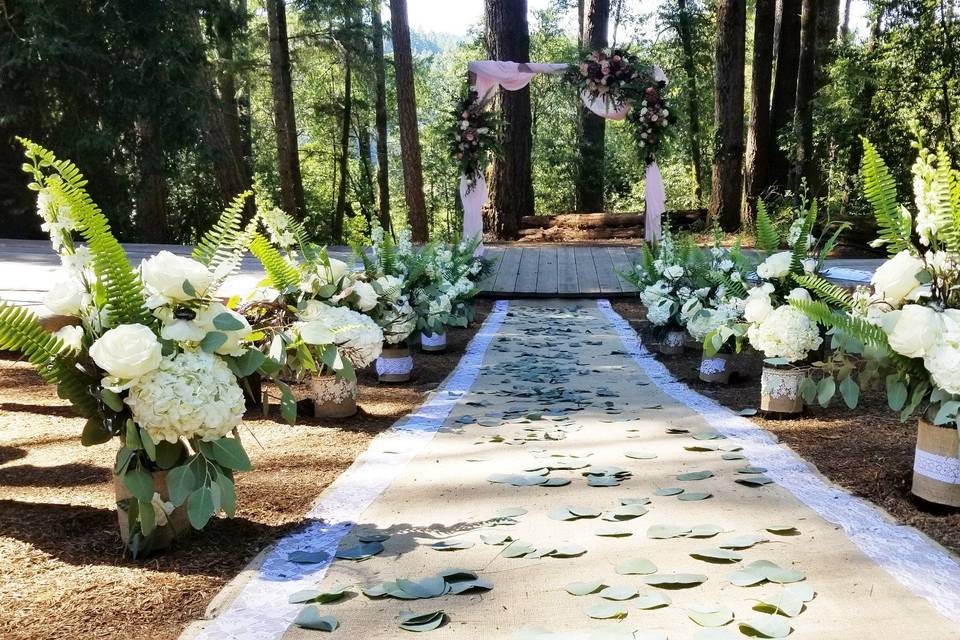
[0,303,489,640]
[612,300,960,557]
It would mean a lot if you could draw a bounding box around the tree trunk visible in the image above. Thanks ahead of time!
[357,120,376,232]
[841,0,853,38]
[675,0,705,206]
[743,0,776,225]
[575,0,609,213]
[708,0,746,232]
[371,0,392,234]
[815,0,841,90]
[791,0,818,194]
[266,0,306,219]
[485,0,534,239]
[333,48,352,244]
[135,116,169,243]
[768,0,801,191]
[389,0,429,241]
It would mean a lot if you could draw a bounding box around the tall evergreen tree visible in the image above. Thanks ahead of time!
[709,0,746,231]
[485,0,534,239]
[791,0,818,193]
[768,0,801,191]
[389,0,429,241]
[743,0,776,224]
[576,0,609,213]
[370,0,392,233]
[266,0,307,219]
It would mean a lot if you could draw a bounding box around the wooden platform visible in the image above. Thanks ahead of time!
[478,245,642,298]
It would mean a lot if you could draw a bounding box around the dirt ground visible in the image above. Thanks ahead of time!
[0,301,490,640]
[611,300,960,558]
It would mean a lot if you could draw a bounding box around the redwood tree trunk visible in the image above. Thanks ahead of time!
[135,116,169,242]
[389,0,429,241]
[791,0,818,193]
[266,0,306,219]
[485,0,534,239]
[743,0,776,225]
[675,0,705,206]
[768,0,801,191]
[371,0,392,234]
[332,49,351,244]
[708,0,746,232]
[576,0,609,213]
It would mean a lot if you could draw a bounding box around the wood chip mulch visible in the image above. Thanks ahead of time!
[611,300,960,558]
[0,301,491,640]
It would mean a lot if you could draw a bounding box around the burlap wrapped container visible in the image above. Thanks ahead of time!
[912,418,960,508]
[759,366,804,414]
[659,330,686,355]
[376,345,413,383]
[420,331,447,353]
[309,374,358,418]
[699,352,732,384]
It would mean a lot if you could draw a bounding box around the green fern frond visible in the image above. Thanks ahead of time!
[861,137,914,256]
[791,299,889,349]
[194,191,257,293]
[710,271,749,299]
[18,138,150,327]
[817,221,851,266]
[793,273,854,311]
[352,241,379,277]
[0,303,98,418]
[755,200,781,252]
[250,233,301,291]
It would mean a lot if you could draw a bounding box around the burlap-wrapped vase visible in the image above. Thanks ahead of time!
[114,470,190,549]
[376,345,413,383]
[699,352,732,384]
[308,374,358,418]
[912,418,960,508]
[660,330,686,355]
[759,366,804,414]
[420,331,447,353]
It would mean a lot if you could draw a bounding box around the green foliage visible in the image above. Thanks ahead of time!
[860,138,914,256]
[792,274,854,312]
[193,191,258,289]
[250,232,301,291]
[754,200,780,252]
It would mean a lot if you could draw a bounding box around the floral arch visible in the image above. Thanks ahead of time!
[453,52,672,250]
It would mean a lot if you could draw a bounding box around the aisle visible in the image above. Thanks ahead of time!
[191,300,960,640]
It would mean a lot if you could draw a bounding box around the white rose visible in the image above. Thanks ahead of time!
[744,295,774,324]
[663,265,684,279]
[871,251,926,306]
[318,258,349,285]
[881,304,943,359]
[141,251,213,302]
[89,323,162,380]
[53,325,84,351]
[787,288,811,303]
[44,277,86,316]
[352,281,378,311]
[756,252,792,280]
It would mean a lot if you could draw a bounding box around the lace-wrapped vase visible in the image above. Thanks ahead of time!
[420,331,447,353]
[660,330,686,355]
[913,418,960,507]
[759,365,804,414]
[699,352,732,384]
[376,345,413,383]
[308,374,358,418]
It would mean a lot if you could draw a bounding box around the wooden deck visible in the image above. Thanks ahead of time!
[478,245,641,299]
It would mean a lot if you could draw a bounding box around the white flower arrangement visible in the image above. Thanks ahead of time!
[3,140,264,550]
[747,304,823,363]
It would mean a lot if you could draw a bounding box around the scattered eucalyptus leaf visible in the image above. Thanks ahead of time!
[565,580,605,596]
[431,539,474,551]
[625,451,658,460]
[288,550,331,564]
[615,557,658,575]
[643,573,708,589]
[647,525,691,539]
[765,525,800,536]
[634,592,672,610]
[595,525,632,537]
[335,541,384,561]
[687,604,735,627]
[688,524,723,538]
[719,534,768,550]
[654,487,684,496]
[678,470,715,481]
[399,609,446,632]
[585,603,628,619]
[678,492,713,501]
[294,606,339,632]
[495,507,529,518]
[739,613,792,638]
[736,475,774,487]
[690,548,744,563]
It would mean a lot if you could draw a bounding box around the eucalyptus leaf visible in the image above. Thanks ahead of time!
[736,476,774,487]
[288,550,332,564]
[585,603,628,619]
[690,548,743,563]
[647,525,691,539]
[687,604,734,627]
[293,606,338,632]
[398,610,446,632]
[615,557,658,575]
[565,580,605,596]
[677,470,714,481]
[643,573,708,589]
[679,492,713,501]
[335,541,384,561]
[654,487,684,496]
[634,592,672,610]
[599,585,638,601]
[739,613,792,638]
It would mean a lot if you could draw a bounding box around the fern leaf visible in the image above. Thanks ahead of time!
[790,299,889,349]
[18,138,150,327]
[250,233,301,291]
[755,200,781,251]
[793,273,854,312]
[861,137,914,256]
[193,191,255,287]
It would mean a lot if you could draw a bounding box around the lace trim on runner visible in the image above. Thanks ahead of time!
[915,449,960,485]
[596,299,960,624]
[190,300,510,640]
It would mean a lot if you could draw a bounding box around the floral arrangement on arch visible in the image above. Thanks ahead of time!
[448,88,500,191]
[243,208,384,422]
[793,138,960,427]
[626,74,673,163]
[5,139,267,554]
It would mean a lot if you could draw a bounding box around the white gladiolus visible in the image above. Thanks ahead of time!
[125,350,246,444]
[881,304,944,359]
[756,251,792,280]
[747,305,822,362]
[140,251,213,304]
[89,323,162,381]
[44,276,86,316]
[53,325,84,351]
[871,250,926,306]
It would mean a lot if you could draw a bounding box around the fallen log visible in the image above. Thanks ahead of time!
[519,209,705,230]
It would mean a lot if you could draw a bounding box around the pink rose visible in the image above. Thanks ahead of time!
[462,111,470,118]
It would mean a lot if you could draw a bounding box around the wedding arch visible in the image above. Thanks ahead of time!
[455,55,671,249]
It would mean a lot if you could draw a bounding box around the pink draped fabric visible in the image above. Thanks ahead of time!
[461,61,668,248]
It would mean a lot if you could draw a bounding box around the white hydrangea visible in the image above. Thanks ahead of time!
[296,303,384,368]
[924,310,960,395]
[125,350,246,444]
[646,297,675,326]
[747,305,823,363]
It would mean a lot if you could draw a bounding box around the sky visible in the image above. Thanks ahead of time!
[406,0,873,40]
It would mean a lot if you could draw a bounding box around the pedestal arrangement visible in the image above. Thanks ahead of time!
[759,365,804,414]
[376,345,414,383]
[912,418,960,508]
